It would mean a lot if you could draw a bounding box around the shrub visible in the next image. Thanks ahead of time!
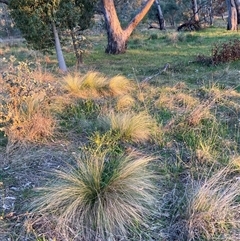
[0,61,55,147]
[212,39,240,65]
[31,151,156,240]
[195,38,240,65]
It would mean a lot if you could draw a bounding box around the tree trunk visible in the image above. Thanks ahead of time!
[192,0,199,22]
[70,29,82,66]
[226,0,238,30]
[155,0,165,30]
[102,0,155,54]
[235,0,240,23]
[209,0,214,25]
[52,21,67,72]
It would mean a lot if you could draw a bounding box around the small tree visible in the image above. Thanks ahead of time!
[9,0,67,72]
[56,0,97,65]
[8,0,96,70]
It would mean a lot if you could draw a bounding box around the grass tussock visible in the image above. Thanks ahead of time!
[31,151,156,240]
[116,95,136,111]
[156,89,199,112]
[62,71,108,99]
[63,72,134,99]
[187,163,240,240]
[104,111,158,143]
[109,75,135,96]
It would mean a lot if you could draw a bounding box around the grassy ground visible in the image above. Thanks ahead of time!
[1,22,240,240]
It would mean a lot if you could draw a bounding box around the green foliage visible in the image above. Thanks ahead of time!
[56,0,97,31]
[9,0,96,55]
[9,0,56,52]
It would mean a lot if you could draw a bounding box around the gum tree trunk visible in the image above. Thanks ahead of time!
[192,0,199,22]
[155,0,165,30]
[102,0,155,54]
[52,21,67,72]
[226,0,238,30]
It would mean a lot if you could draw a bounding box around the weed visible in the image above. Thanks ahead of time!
[102,111,158,143]
[187,163,240,240]
[196,38,240,65]
[31,151,156,240]
[62,71,108,99]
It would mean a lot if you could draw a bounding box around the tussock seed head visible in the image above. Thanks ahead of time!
[116,95,135,111]
[109,75,134,96]
[62,71,109,99]
[107,111,158,143]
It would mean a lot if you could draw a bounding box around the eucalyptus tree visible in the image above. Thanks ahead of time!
[226,0,240,30]
[191,0,199,22]
[155,0,165,30]
[102,0,155,54]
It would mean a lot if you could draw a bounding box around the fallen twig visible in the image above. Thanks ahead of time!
[142,63,170,83]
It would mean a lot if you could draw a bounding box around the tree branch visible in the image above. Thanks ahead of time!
[142,63,170,83]
[125,0,155,37]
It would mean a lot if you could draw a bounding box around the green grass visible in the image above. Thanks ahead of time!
[1,24,240,240]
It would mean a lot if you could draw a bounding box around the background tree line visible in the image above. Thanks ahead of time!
[0,0,239,71]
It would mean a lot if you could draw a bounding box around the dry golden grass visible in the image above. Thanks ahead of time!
[1,96,55,148]
[62,71,108,99]
[62,72,135,100]
[109,75,135,96]
[105,111,158,143]
[116,95,136,111]
[187,163,240,240]
[31,151,156,240]
[0,62,57,148]
[155,86,199,113]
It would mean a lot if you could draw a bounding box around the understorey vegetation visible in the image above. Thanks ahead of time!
[1,25,240,241]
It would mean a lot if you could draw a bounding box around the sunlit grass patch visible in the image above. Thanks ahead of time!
[116,95,136,111]
[31,151,156,240]
[156,90,199,112]
[0,62,56,148]
[109,75,135,96]
[103,111,159,143]
[62,71,108,99]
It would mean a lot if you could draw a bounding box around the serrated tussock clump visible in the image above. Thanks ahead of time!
[187,163,240,240]
[62,72,134,99]
[103,111,158,143]
[31,151,156,240]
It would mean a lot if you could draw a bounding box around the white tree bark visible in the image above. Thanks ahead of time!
[192,0,199,22]
[52,21,67,72]
[155,0,165,30]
